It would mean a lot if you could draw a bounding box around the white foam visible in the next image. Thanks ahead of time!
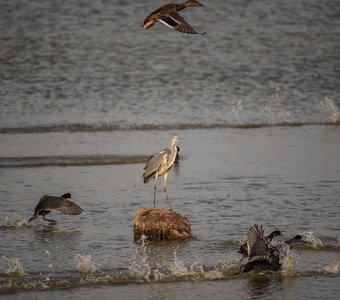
[280,246,299,276]
[128,235,151,280]
[301,231,323,248]
[167,249,189,275]
[321,261,340,274]
[231,99,243,123]
[4,214,27,228]
[128,237,237,281]
[264,84,292,124]
[166,250,226,280]
[74,254,97,274]
[320,96,340,124]
[0,256,25,276]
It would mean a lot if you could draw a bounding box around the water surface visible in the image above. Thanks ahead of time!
[1,0,340,298]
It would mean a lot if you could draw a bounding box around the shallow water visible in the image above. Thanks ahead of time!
[1,0,340,298]
[1,127,340,298]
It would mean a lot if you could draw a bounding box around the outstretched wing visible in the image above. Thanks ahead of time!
[55,198,83,215]
[158,12,206,35]
[37,196,83,215]
[246,224,268,261]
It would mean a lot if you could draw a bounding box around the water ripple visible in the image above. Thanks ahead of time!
[1,121,338,134]
[0,155,149,168]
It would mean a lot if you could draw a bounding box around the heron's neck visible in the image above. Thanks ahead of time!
[167,142,178,165]
[170,141,177,152]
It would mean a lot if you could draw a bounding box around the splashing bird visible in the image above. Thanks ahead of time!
[284,234,307,248]
[141,0,206,35]
[238,229,281,260]
[28,193,83,223]
[143,135,179,210]
[241,224,281,273]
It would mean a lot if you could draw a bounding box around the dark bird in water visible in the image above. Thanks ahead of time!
[141,0,206,35]
[143,135,179,210]
[284,234,307,248]
[238,229,281,260]
[266,230,282,242]
[28,193,83,223]
[240,224,281,273]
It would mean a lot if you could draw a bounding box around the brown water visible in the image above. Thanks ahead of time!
[1,0,340,298]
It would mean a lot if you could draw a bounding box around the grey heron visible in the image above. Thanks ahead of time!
[142,135,179,210]
[28,193,83,223]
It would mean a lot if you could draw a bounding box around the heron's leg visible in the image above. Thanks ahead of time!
[153,172,159,208]
[163,172,173,211]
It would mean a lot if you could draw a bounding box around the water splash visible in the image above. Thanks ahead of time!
[167,248,189,275]
[277,242,299,276]
[74,254,97,274]
[4,214,27,228]
[166,249,232,280]
[128,236,205,281]
[231,99,243,123]
[128,235,152,281]
[320,96,340,124]
[0,256,25,276]
[128,236,239,282]
[321,261,340,274]
[264,84,291,124]
[277,110,291,123]
[301,231,323,248]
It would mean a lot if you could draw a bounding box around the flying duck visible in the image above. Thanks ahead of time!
[141,0,206,35]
